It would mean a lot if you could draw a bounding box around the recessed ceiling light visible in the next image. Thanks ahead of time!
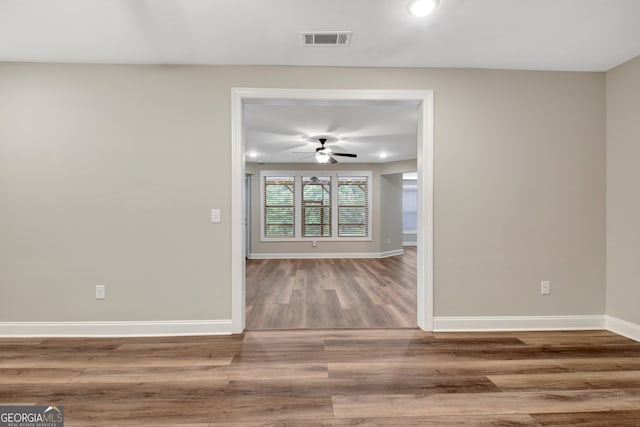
[379,152,388,159]
[248,151,258,158]
[408,0,439,17]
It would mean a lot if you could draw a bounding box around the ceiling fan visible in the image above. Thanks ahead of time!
[298,138,358,164]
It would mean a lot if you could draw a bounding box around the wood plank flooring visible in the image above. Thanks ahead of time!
[246,248,416,329]
[2,329,640,425]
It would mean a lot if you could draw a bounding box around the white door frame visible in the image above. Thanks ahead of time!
[230,88,434,332]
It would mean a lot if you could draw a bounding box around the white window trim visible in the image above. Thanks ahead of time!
[260,170,373,242]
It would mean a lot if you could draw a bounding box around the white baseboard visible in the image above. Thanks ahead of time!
[380,249,404,258]
[606,316,640,342]
[0,320,233,337]
[248,249,404,259]
[1,315,636,340]
[402,242,417,247]
[433,315,606,332]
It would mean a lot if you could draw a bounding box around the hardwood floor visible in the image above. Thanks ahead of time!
[246,248,417,329]
[2,329,640,425]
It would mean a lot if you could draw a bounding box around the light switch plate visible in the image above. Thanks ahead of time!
[211,209,221,223]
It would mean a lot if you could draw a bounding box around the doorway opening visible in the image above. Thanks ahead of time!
[231,89,434,332]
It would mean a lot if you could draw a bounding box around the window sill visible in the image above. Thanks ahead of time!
[260,237,373,243]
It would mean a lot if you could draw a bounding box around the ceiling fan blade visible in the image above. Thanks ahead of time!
[292,151,314,154]
[297,154,316,161]
[332,152,357,158]
[329,156,338,164]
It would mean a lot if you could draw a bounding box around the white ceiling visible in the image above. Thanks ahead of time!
[244,100,419,164]
[1,0,639,71]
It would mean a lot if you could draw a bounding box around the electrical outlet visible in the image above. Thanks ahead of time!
[386,238,391,244]
[96,285,106,300]
[312,241,317,247]
[540,281,550,295]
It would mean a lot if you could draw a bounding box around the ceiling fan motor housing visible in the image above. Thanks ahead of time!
[316,138,328,152]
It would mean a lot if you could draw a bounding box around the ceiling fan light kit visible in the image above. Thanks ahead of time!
[311,137,357,164]
[408,0,439,17]
[316,152,331,163]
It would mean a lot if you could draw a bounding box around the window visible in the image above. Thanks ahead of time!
[260,171,371,241]
[338,176,368,237]
[302,176,331,237]
[264,176,295,238]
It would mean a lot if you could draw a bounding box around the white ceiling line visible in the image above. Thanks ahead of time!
[1,0,639,71]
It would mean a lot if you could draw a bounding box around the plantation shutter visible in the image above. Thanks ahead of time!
[264,176,295,237]
[337,176,368,237]
[302,176,331,237]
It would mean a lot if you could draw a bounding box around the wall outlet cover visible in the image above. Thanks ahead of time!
[541,281,551,295]
[96,285,106,300]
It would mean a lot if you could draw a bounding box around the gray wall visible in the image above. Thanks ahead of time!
[402,176,418,245]
[606,55,640,325]
[380,173,404,253]
[0,63,606,322]
[403,234,418,245]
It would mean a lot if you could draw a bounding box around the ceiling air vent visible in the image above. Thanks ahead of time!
[302,31,352,47]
